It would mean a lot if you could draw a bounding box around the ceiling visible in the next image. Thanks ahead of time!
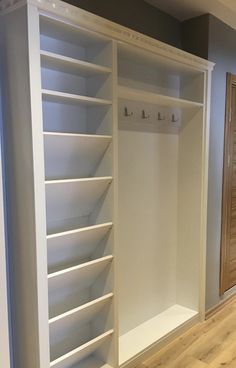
[145,0,236,29]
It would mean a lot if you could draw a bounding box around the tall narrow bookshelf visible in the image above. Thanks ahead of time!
[0,1,214,368]
[41,14,116,368]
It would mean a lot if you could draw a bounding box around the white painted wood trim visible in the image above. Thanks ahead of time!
[0,0,214,72]
[112,40,119,368]
[199,70,213,320]
[27,3,51,366]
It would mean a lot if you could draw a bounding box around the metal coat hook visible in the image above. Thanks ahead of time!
[171,114,179,123]
[142,110,150,119]
[157,112,165,121]
[124,107,133,117]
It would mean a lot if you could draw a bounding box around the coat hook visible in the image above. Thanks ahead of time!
[124,107,133,117]
[157,112,165,121]
[171,114,179,123]
[142,110,150,119]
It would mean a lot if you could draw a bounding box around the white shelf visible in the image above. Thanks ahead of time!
[45,177,112,184]
[44,132,112,139]
[49,292,113,325]
[47,222,113,240]
[41,51,112,76]
[48,255,113,280]
[119,305,198,365]
[42,89,112,106]
[118,85,203,109]
[44,132,112,180]
[50,330,114,368]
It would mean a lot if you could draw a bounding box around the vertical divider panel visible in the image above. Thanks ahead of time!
[27,4,51,367]
[199,71,212,319]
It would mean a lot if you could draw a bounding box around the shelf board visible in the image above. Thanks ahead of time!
[49,293,113,326]
[41,50,112,76]
[119,305,198,366]
[50,330,114,368]
[45,177,112,185]
[45,177,112,222]
[47,222,113,240]
[45,176,112,185]
[48,255,113,280]
[42,89,112,106]
[44,133,112,180]
[43,132,112,139]
[118,86,203,109]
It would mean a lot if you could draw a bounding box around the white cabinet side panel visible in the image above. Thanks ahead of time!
[177,109,204,311]
[2,5,50,368]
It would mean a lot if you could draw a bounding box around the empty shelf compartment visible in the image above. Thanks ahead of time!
[50,293,113,362]
[40,15,112,68]
[44,132,112,180]
[42,101,113,136]
[47,222,113,273]
[41,51,112,77]
[48,256,113,318]
[45,177,113,234]
[50,329,114,368]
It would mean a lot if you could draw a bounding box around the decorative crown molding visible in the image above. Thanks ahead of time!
[0,0,215,71]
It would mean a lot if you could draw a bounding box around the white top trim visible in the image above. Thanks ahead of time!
[0,0,215,71]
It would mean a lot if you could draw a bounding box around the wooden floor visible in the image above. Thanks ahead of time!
[137,298,236,368]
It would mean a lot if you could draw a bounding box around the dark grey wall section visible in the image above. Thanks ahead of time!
[182,14,236,310]
[181,14,209,60]
[64,0,182,48]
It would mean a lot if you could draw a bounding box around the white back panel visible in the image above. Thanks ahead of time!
[118,126,178,335]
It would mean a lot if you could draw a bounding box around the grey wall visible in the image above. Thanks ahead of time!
[181,15,209,60]
[182,15,236,310]
[64,0,182,48]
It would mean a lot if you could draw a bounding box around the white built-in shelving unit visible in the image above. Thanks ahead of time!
[1,1,214,368]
